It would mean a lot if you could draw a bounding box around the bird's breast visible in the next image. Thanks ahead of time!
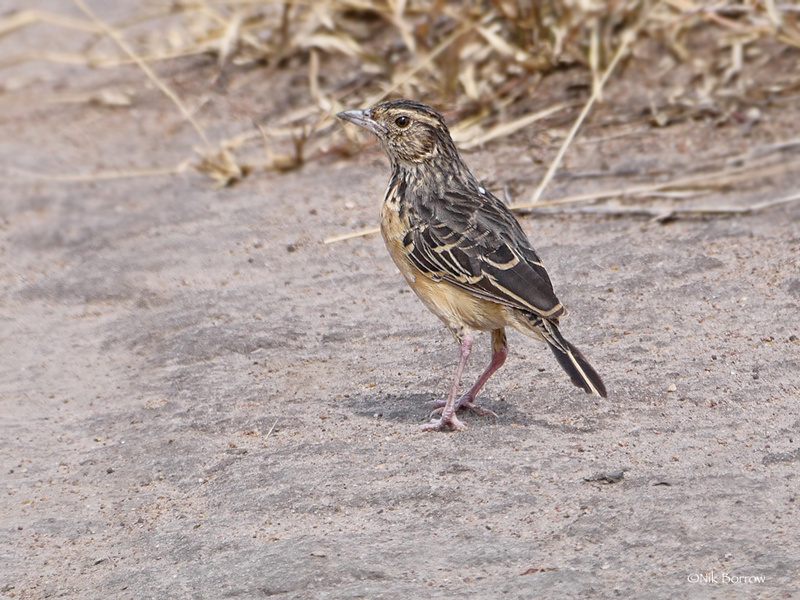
[380,195,508,332]
[380,195,416,282]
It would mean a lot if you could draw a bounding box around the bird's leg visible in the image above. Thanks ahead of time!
[428,329,506,419]
[454,328,506,416]
[422,329,472,432]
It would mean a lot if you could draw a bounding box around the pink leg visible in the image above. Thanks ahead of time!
[456,328,507,414]
[429,329,507,419]
[421,329,473,432]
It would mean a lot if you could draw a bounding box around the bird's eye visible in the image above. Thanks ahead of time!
[395,115,410,128]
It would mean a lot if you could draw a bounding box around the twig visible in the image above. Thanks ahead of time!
[516,192,800,222]
[324,226,380,245]
[511,157,800,211]
[454,102,573,150]
[0,162,190,184]
[364,18,478,107]
[724,137,800,165]
[0,8,100,37]
[73,0,212,150]
[264,418,279,442]
[528,24,642,205]
[323,157,800,243]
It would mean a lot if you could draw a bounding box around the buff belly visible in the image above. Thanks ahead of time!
[380,206,511,333]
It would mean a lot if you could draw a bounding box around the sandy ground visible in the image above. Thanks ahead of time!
[2,5,800,599]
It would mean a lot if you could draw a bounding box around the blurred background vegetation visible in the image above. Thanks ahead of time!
[3,1,799,188]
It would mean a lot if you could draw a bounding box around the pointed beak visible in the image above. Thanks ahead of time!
[336,108,387,137]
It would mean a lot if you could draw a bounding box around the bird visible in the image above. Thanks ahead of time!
[337,99,606,432]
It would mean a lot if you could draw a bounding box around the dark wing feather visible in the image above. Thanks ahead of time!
[405,186,563,318]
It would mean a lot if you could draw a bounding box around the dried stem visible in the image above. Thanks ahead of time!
[73,0,212,150]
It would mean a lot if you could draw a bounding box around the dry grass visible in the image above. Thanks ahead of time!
[2,1,800,200]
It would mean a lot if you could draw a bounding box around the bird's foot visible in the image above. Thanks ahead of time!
[421,413,467,432]
[455,398,498,419]
[426,395,497,420]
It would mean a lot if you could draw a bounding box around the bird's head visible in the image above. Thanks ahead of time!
[337,99,459,168]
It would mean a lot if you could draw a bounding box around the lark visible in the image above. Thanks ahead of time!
[338,99,606,431]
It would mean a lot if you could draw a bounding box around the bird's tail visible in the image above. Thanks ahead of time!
[540,319,607,398]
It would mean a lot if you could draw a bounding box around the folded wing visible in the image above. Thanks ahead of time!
[403,188,564,319]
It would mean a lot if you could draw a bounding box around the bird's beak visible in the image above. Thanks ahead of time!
[336,108,387,136]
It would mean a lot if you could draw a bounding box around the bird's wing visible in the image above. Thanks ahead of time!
[404,188,564,318]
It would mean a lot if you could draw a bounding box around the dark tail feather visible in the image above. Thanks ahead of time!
[542,322,607,398]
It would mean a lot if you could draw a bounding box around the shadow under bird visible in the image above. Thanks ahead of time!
[337,99,606,432]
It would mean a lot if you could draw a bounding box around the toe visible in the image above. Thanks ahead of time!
[421,415,467,432]
[453,398,497,419]
[425,399,446,410]
[427,407,444,418]
[468,405,498,419]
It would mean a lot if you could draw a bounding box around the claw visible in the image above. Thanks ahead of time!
[421,414,467,432]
